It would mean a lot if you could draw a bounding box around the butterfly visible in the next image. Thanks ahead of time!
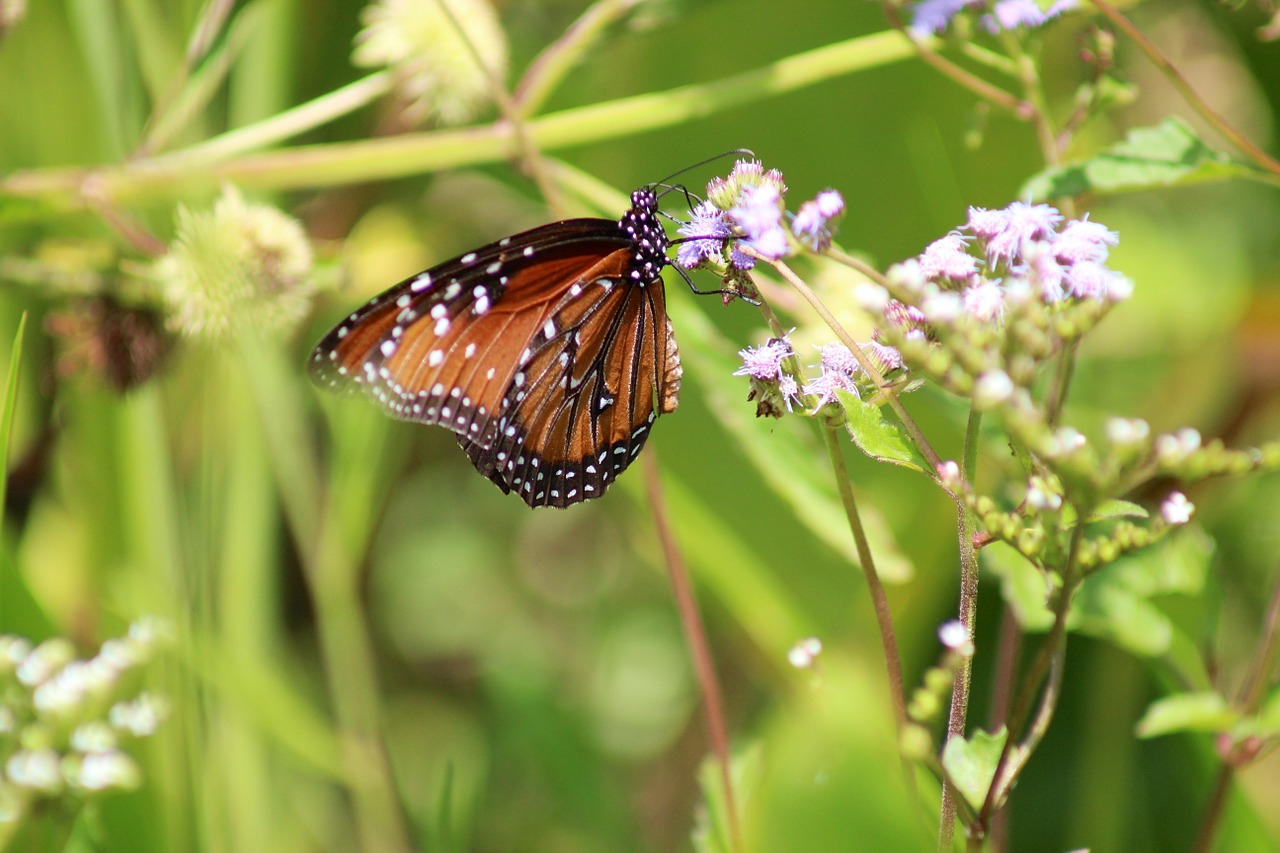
[308,186,690,508]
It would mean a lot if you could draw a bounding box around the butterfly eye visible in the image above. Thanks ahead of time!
[309,188,681,508]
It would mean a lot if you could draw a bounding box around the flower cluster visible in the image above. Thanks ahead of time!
[676,160,845,272]
[911,0,1079,35]
[353,0,508,126]
[156,187,316,342]
[0,619,169,823]
[862,200,1131,404]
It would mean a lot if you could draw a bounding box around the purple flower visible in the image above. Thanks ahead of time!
[818,343,860,377]
[730,184,789,264]
[985,0,1078,31]
[804,369,860,409]
[920,233,978,281]
[976,202,1063,264]
[884,299,928,332]
[1054,217,1119,265]
[1016,244,1067,302]
[734,337,794,381]
[962,279,1005,322]
[910,0,978,34]
[676,200,732,269]
[777,374,801,411]
[865,341,904,374]
[1063,260,1125,300]
[792,190,845,252]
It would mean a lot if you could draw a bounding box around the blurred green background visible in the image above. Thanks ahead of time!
[1,0,1279,850]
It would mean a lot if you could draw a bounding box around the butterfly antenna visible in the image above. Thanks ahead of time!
[652,148,755,189]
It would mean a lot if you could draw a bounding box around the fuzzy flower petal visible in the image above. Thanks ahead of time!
[676,200,732,269]
[920,233,978,281]
[734,337,794,380]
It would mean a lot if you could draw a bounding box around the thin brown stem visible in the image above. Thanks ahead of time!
[879,2,1026,116]
[642,450,740,852]
[1090,0,1280,177]
[819,420,916,801]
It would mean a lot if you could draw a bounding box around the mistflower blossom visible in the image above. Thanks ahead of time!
[818,342,860,377]
[1156,428,1202,465]
[734,337,794,381]
[938,620,973,655]
[909,0,976,34]
[7,749,61,793]
[109,693,168,737]
[777,375,802,411]
[920,233,978,282]
[74,751,141,792]
[1063,261,1125,300]
[157,187,315,341]
[884,299,928,335]
[353,0,508,125]
[977,201,1062,264]
[936,460,961,485]
[788,637,823,669]
[1161,492,1195,525]
[1106,417,1151,446]
[804,367,859,409]
[962,279,1005,322]
[1016,241,1067,302]
[792,189,845,251]
[864,341,904,375]
[921,290,964,324]
[676,200,732,269]
[1054,217,1119,264]
[986,0,1078,31]
[974,370,1015,409]
[729,184,790,264]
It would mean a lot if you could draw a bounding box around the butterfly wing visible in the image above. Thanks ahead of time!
[310,206,679,508]
[458,247,681,507]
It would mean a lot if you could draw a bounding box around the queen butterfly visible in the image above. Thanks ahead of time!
[309,186,688,508]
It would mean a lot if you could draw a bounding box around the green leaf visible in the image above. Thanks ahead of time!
[1136,692,1239,739]
[1021,117,1273,200]
[1086,499,1149,522]
[983,543,1055,631]
[941,727,1015,813]
[837,390,928,473]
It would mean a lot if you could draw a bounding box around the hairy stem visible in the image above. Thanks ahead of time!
[939,408,983,851]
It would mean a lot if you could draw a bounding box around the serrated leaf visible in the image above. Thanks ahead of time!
[837,389,927,473]
[941,727,1015,813]
[1021,117,1273,200]
[1136,692,1239,739]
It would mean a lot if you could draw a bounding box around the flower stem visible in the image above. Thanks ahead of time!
[642,450,740,852]
[938,407,983,850]
[819,419,915,799]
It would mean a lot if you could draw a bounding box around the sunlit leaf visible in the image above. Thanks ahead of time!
[941,727,1016,813]
[1021,118,1273,200]
[836,390,928,473]
[1136,691,1238,739]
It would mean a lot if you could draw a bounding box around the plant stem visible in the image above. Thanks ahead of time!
[1,31,923,206]
[642,450,740,852]
[819,421,915,800]
[1089,0,1280,177]
[939,408,983,851]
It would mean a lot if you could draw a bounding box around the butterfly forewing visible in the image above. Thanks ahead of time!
[311,188,680,508]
